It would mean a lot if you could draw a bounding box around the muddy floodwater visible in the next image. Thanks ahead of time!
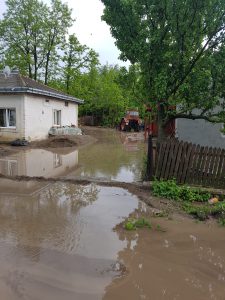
[0,129,145,182]
[1,128,225,299]
[0,179,139,299]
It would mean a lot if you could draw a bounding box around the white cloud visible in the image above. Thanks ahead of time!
[67,0,129,67]
[0,0,129,67]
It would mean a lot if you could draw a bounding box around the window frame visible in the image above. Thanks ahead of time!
[0,108,16,128]
[53,109,61,126]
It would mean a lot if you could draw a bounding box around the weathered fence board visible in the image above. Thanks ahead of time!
[153,139,225,188]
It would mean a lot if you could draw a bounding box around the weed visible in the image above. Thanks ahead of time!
[152,179,180,200]
[182,202,225,221]
[152,179,211,202]
[152,179,225,222]
[124,218,152,230]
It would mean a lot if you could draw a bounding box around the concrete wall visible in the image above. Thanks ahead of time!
[0,94,25,141]
[24,95,78,141]
[177,118,225,148]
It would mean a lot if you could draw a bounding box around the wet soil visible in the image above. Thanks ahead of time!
[105,213,225,300]
[0,127,97,158]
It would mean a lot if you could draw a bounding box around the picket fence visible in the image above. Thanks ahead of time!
[154,139,225,188]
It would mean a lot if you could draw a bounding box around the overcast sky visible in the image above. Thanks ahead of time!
[0,0,129,67]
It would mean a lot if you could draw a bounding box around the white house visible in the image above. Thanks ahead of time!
[0,70,83,142]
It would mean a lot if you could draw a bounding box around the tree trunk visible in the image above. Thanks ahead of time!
[157,103,167,144]
[45,52,50,85]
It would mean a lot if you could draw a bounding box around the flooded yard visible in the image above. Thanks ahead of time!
[0,129,145,182]
[0,127,225,299]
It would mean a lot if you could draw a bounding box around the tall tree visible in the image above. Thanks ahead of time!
[0,0,73,84]
[101,0,225,140]
[62,34,99,93]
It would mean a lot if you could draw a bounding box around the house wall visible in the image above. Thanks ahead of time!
[177,118,225,148]
[24,94,78,141]
[0,94,25,141]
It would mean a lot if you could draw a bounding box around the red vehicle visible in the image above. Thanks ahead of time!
[119,109,143,132]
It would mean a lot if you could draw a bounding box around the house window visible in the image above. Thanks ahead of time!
[0,108,16,127]
[53,109,61,126]
[65,101,69,107]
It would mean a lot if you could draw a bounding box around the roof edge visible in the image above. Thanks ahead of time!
[0,87,84,104]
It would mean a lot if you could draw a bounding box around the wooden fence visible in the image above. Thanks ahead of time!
[154,139,225,188]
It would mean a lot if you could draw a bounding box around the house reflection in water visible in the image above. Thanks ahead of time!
[0,148,79,178]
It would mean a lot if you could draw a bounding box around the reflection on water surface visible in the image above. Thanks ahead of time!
[0,179,139,300]
[0,131,146,182]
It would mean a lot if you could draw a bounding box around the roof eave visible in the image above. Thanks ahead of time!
[0,87,84,104]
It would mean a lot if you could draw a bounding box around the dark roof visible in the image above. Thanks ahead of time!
[0,71,83,104]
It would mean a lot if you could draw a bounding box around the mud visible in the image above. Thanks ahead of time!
[0,127,97,158]
[105,213,225,300]
[30,133,97,149]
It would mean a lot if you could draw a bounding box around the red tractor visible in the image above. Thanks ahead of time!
[119,109,143,132]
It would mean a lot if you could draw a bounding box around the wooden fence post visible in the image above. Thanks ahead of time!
[146,134,153,180]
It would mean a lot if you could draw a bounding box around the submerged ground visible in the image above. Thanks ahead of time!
[0,127,225,300]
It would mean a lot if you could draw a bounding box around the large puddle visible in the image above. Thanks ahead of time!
[105,217,225,300]
[0,131,145,182]
[0,178,140,299]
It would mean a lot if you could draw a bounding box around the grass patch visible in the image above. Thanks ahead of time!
[152,179,225,222]
[124,218,152,230]
[152,179,211,202]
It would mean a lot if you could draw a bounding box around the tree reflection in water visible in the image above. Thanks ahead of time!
[0,182,99,261]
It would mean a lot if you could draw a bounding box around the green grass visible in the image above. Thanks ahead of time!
[124,218,152,230]
[152,179,225,222]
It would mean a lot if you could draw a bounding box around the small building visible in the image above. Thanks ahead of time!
[0,70,83,142]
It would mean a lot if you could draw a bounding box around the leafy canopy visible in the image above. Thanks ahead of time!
[101,0,225,124]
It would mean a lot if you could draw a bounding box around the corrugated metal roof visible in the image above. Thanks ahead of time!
[0,71,84,104]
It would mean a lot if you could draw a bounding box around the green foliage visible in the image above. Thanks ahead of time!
[152,179,211,202]
[183,202,225,221]
[124,218,151,230]
[0,0,73,84]
[152,179,225,222]
[101,0,225,138]
[218,217,225,227]
[152,179,181,200]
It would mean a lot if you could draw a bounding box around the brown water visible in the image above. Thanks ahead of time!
[0,178,140,299]
[1,129,225,299]
[0,131,145,182]
[105,216,225,300]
